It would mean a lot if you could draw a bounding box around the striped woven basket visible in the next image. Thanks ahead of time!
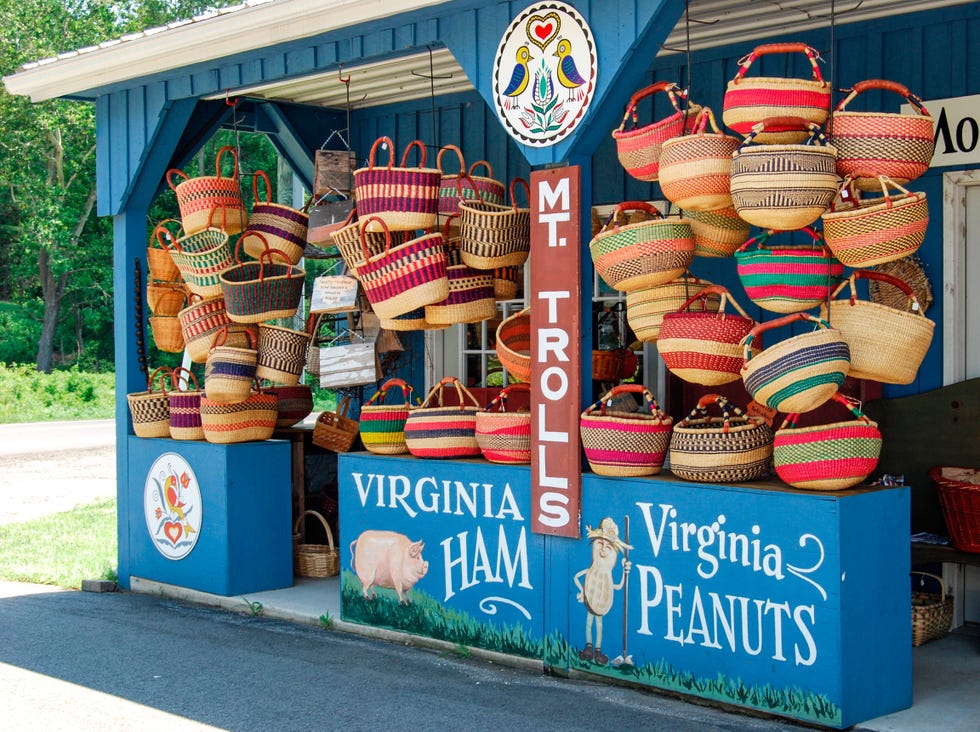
[735,227,844,314]
[590,201,694,292]
[436,144,505,216]
[659,106,740,211]
[773,392,882,491]
[458,176,531,269]
[204,326,258,404]
[127,366,173,438]
[612,81,699,182]
[166,145,247,235]
[168,366,204,441]
[820,270,934,385]
[493,266,521,301]
[200,382,278,444]
[685,206,751,258]
[354,217,449,320]
[149,314,185,353]
[580,384,673,477]
[424,264,497,325]
[668,394,774,483]
[722,43,831,144]
[821,173,928,268]
[404,377,483,459]
[155,223,235,299]
[626,274,717,343]
[256,324,311,386]
[730,117,839,230]
[178,294,257,364]
[330,210,408,273]
[265,384,314,428]
[475,383,532,465]
[359,378,421,455]
[377,306,449,332]
[658,285,761,386]
[219,234,306,323]
[243,170,309,264]
[741,313,850,414]
[495,308,531,383]
[829,79,935,191]
[353,137,441,232]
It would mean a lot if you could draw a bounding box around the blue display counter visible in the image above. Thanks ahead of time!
[126,437,293,596]
[338,453,911,728]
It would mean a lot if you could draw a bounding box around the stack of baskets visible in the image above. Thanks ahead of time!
[146,221,187,354]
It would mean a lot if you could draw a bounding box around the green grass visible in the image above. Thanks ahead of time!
[0,498,118,589]
[0,363,115,422]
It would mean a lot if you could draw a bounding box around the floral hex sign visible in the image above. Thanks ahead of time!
[493,2,597,147]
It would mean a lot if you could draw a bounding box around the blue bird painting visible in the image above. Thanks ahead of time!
[553,38,586,100]
[502,45,531,108]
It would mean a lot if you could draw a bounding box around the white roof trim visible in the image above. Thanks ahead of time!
[2,0,449,102]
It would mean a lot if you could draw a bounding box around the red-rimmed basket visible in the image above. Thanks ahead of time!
[475,383,532,465]
[353,137,441,232]
[730,117,839,230]
[658,285,761,385]
[659,106,740,211]
[168,366,204,441]
[495,307,531,383]
[829,79,935,190]
[359,378,422,455]
[219,233,306,323]
[404,376,483,459]
[127,366,173,438]
[200,380,278,444]
[436,144,505,216]
[626,274,718,343]
[204,326,258,404]
[458,176,531,269]
[931,467,980,553]
[822,173,928,268]
[166,145,247,235]
[820,270,935,385]
[243,170,309,264]
[354,216,449,320]
[668,394,774,483]
[723,43,831,144]
[155,222,235,299]
[580,384,673,477]
[612,81,699,182]
[735,226,844,314]
[741,313,851,414]
[424,263,496,325]
[330,208,408,273]
[773,392,882,491]
[589,201,694,292]
[178,294,257,364]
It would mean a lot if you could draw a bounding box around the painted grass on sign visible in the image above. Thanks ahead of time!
[0,498,117,589]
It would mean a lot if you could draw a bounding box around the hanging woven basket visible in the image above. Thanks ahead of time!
[178,294,257,365]
[424,264,497,325]
[580,384,673,477]
[495,307,531,383]
[684,206,751,259]
[458,175,531,269]
[353,137,441,232]
[204,326,258,404]
[166,145,247,235]
[659,106,740,211]
[626,274,718,343]
[612,81,700,181]
[219,233,306,324]
[155,221,235,299]
[436,144,505,216]
[256,323,311,386]
[243,170,309,265]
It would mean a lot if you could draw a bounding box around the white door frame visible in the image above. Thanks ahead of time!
[942,169,980,385]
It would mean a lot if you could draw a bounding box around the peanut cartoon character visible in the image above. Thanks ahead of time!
[573,517,631,666]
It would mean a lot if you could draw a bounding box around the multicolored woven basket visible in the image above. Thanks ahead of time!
[741,313,851,414]
[219,235,306,323]
[168,367,204,441]
[580,384,673,477]
[266,384,313,428]
[155,223,234,299]
[243,170,309,265]
[612,81,699,182]
[436,144,505,216]
[685,206,751,259]
[475,383,532,465]
[722,43,831,144]
[668,394,774,483]
[626,274,718,343]
[166,145,247,235]
[255,324,311,386]
[359,378,421,455]
[659,106,740,211]
[495,308,531,383]
[458,176,531,269]
[404,377,483,459]
[353,137,441,232]
[178,294,257,364]
[127,366,173,438]
[773,392,882,491]
[204,326,258,404]
[200,382,278,444]
[424,264,497,325]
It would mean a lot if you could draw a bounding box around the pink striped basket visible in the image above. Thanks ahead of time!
[475,383,532,465]
[404,377,483,459]
[353,137,441,232]
[580,383,673,477]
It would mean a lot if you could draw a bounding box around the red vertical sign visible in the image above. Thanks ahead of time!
[529,166,581,537]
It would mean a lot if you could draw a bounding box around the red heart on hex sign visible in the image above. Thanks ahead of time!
[535,22,553,39]
[164,521,183,545]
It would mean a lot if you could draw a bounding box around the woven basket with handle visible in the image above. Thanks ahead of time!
[911,571,953,646]
[612,81,699,181]
[626,274,717,343]
[659,106,740,211]
[475,383,532,465]
[312,397,360,453]
[127,366,173,438]
[359,378,421,455]
[243,170,309,264]
[168,366,204,441]
[424,264,496,325]
[204,326,258,404]
[354,137,441,232]
[293,510,339,578]
[580,384,673,477]
[199,381,278,444]
[256,323,311,386]
[220,234,306,323]
[404,377,483,459]
[495,307,531,383]
[684,206,751,259]
[166,145,247,235]
[146,281,187,316]
[149,314,184,353]
[458,176,531,269]
[178,294,257,365]
[155,221,235,299]
[436,144,505,216]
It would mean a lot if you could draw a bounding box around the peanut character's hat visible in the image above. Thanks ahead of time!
[585,517,632,552]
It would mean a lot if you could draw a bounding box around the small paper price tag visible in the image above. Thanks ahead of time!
[310,275,359,314]
[746,400,777,427]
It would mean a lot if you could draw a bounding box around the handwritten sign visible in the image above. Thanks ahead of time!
[310,274,358,314]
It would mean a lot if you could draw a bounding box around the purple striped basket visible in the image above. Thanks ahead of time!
[353,137,441,232]
[168,366,204,441]
[243,170,309,264]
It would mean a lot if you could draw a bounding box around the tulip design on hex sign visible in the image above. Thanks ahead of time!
[573,517,632,667]
[152,465,196,547]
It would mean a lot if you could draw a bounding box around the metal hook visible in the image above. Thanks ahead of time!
[224,89,239,108]
[337,62,351,86]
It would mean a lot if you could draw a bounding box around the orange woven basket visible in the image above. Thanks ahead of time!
[166,146,247,235]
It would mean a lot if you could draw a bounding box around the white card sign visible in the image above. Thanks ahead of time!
[310,275,359,314]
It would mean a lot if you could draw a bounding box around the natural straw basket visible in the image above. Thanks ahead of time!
[722,42,831,144]
[243,170,309,264]
[424,264,497,325]
[312,397,360,453]
[255,323,311,386]
[493,266,521,301]
[199,382,278,444]
[220,234,306,323]
[458,176,531,269]
[359,378,421,455]
[166,145,247,235]
[436,144,505,216]
[820,270,934,384]
[204,326,258,404]
[658,285,761,386]
[146,225,182,282]
[668,394,774,483]
[822,173,928,268]
[495,308,531,383]
[155,223,235,299]
[829,79,935,191]
[590,201,694,292]
[293,510,339,578]
[659,106,740,211]
[870,255,933,314]
[580,384,673,477]
[127,366,173,438]
[911,571,954,646]
[612,81,699,181]
[475,383,532,465]
[404,377,483,459]
[741,313,850,415]
[353,137,441,232]
[149,315,185,353]
[168,366,204,441]
[773,392,882,491]
[146,281,187,316]
[626,274,717,343]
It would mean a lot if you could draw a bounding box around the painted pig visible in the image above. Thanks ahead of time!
[350,530,428,604]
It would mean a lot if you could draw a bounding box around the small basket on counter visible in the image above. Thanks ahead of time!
[911,571,953,647]
[293,510,339,578]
